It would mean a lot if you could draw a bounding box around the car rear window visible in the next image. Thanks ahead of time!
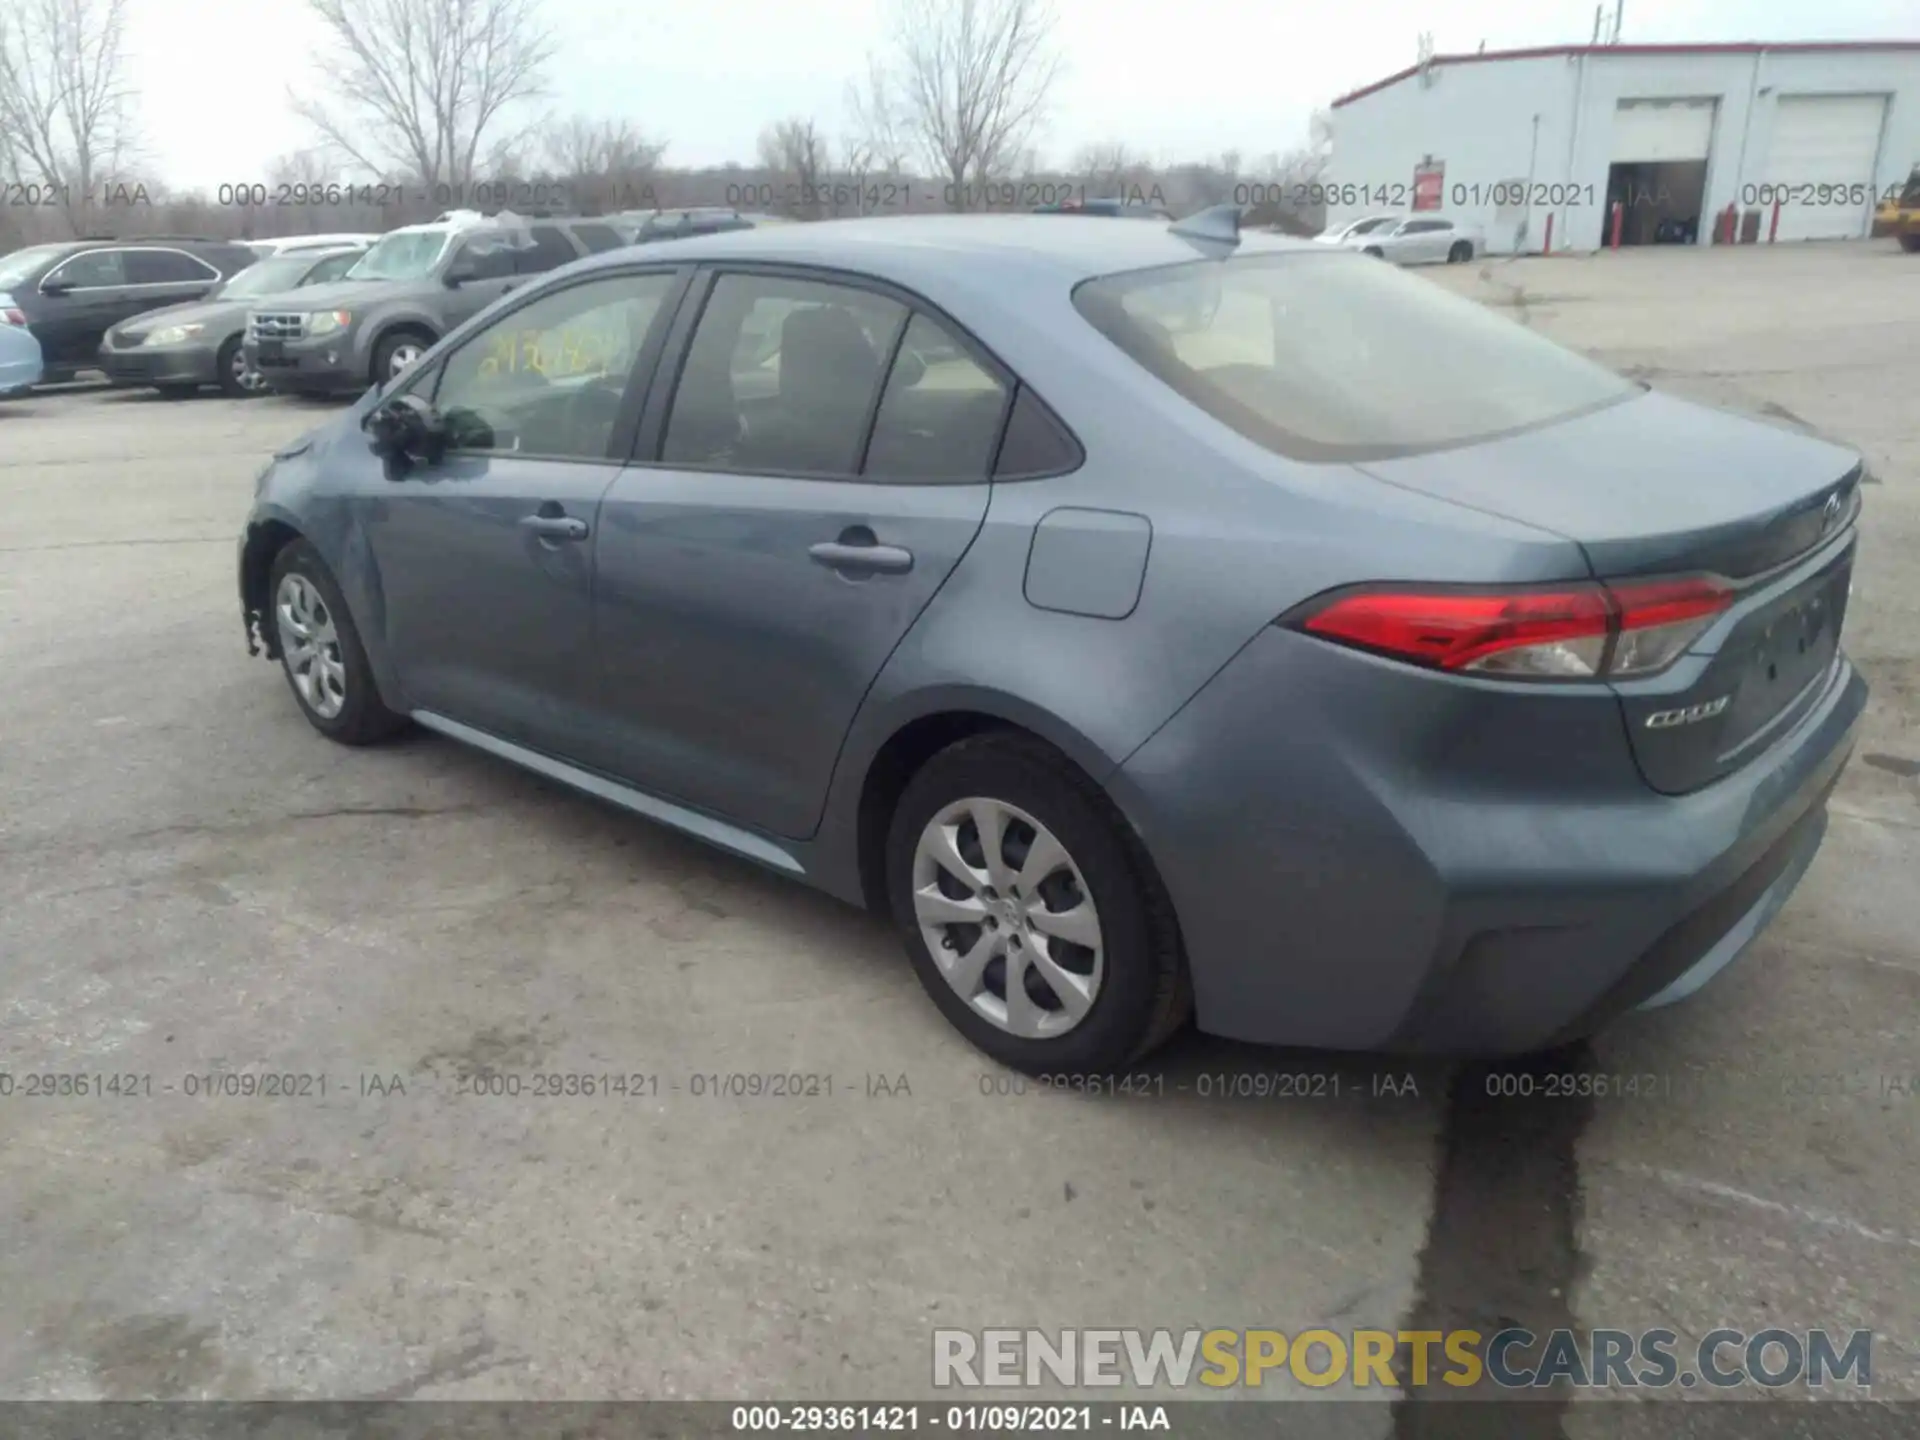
[1071,251,1638,461]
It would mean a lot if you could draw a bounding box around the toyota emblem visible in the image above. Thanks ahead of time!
[1821,492,1844,531]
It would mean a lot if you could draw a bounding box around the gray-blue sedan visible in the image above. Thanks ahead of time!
[0,317,44,396]
[237,210,1867,1073]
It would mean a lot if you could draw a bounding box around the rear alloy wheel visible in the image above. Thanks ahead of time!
[1448,239,1474,263]
[888,734,1188,1074]
[1363,245,1386,259]
[268,540,407,745]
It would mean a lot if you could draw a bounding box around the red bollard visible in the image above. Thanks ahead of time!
[1610,202,1624,249]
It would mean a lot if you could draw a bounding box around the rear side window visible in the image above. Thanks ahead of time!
[662,272,905,476]
[994,387,1082,478]
[517,225,581,274]
[126,249,219,284]
[863,313,1008,481]
[1072,251,1637,460]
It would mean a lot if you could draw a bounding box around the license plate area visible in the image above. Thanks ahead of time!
[255,339,286,364]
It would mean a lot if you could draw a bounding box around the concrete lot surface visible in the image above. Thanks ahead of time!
[1,240,1916,1420]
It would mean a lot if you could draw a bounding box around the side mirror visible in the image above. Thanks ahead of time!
[891,348,927,389]
[363,394,446,473]
[444,258,479,287]
[39,280,73,297]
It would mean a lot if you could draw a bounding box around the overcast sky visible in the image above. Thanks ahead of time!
[131,0,1916,191]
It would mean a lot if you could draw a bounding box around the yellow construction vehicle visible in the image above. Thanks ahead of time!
[1873,164,1920,251]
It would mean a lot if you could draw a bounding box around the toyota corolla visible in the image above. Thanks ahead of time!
[238,210,1867,1074]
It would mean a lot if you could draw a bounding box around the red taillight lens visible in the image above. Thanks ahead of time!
[1,308,25,326]
[1292,576,1733,681]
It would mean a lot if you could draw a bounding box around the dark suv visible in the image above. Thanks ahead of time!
[241,213,625,396]
[613,209,789,244]
[0,236,258,383]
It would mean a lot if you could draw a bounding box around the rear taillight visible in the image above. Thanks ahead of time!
[1290,576,1733,681]
[1,308,25,326]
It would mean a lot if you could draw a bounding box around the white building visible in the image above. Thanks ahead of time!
[1327,42,1920,255]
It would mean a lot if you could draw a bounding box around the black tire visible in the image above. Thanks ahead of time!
[370,329,433,388]
[1901,233,1920,253]
[1363,245,1386,258]
[1448,239,1473,262]
[886,733,1190,1075]
[266,539,408,745]
[215,335,252,398]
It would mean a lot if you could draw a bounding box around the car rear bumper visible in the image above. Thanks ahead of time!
[244,337,361,393]
[1109,626,1867,1055]
[98,343,219,388]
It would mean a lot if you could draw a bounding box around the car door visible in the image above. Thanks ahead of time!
[35,248,132,365]
[356,265,689,758]
[438,235,523,328]
[1409,220,1452,263]
[586,268,1006,840]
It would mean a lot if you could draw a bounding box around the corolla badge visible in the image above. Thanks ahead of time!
[1645,696,1730,729]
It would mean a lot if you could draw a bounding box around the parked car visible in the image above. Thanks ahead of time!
[612,208,791,244]
[241,212,609,396]
[242,233,382,259]
[1314,214,1402,245]
[0,236,258,384]
[238,210,1866,1074]
[99,243,371,398]
[1346,215,1479,264]
[0,318,45,397]
[1032,199,1174,219]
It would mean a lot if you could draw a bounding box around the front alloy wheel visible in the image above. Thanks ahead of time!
[912,797,1105,1039]
[387,341,424,378]
[275,572,347,719]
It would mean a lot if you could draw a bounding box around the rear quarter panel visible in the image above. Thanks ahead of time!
[806,256,1594,898]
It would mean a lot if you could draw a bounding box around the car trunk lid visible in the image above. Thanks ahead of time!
[1356,389,1863,794]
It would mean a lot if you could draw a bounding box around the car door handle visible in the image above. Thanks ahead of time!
[520,513,588,541]
[809,539,914,575]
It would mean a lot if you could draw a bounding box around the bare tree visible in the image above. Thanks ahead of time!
[540,115,667,210]
[0,0,138,234]
[842,57,916,214]
[757,117,831,218]
[874,0,1062,208]
[294,0,556,191]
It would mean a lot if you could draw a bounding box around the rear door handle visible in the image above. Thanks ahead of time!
[520,513,588,542]
[809,540,914,575]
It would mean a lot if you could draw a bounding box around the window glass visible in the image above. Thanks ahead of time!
[1073,251,1637,459]
[518,226,581,274]
[994,387,1081,478]
[863,313,1007,481]
[347,229,452,281]
[434,271,676,460]
[302,252,360,284]
[47,249,127,288]
[451,236,518,281]
[219,255,314,297]
[662,273,905,475]
[570,223,625,254]
[126,249,219,285]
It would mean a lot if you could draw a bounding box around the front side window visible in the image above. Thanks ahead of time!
[46,249,127,289]
[662,273,905,476]
[432,270,677,461]
[570,223,625,254]
[347,229,452,281]
[516,226,581,275]
[301,252,361,285]
[1349,217,1394,235]
[1073,251,1638,460]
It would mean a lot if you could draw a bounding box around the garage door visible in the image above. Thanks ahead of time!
[1766,94,1887,241]
[1612,100,1716,162]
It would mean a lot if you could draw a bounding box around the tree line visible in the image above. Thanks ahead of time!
[0,0,1332,249]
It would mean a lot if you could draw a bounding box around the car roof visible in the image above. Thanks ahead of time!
[568,213,1316,287]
